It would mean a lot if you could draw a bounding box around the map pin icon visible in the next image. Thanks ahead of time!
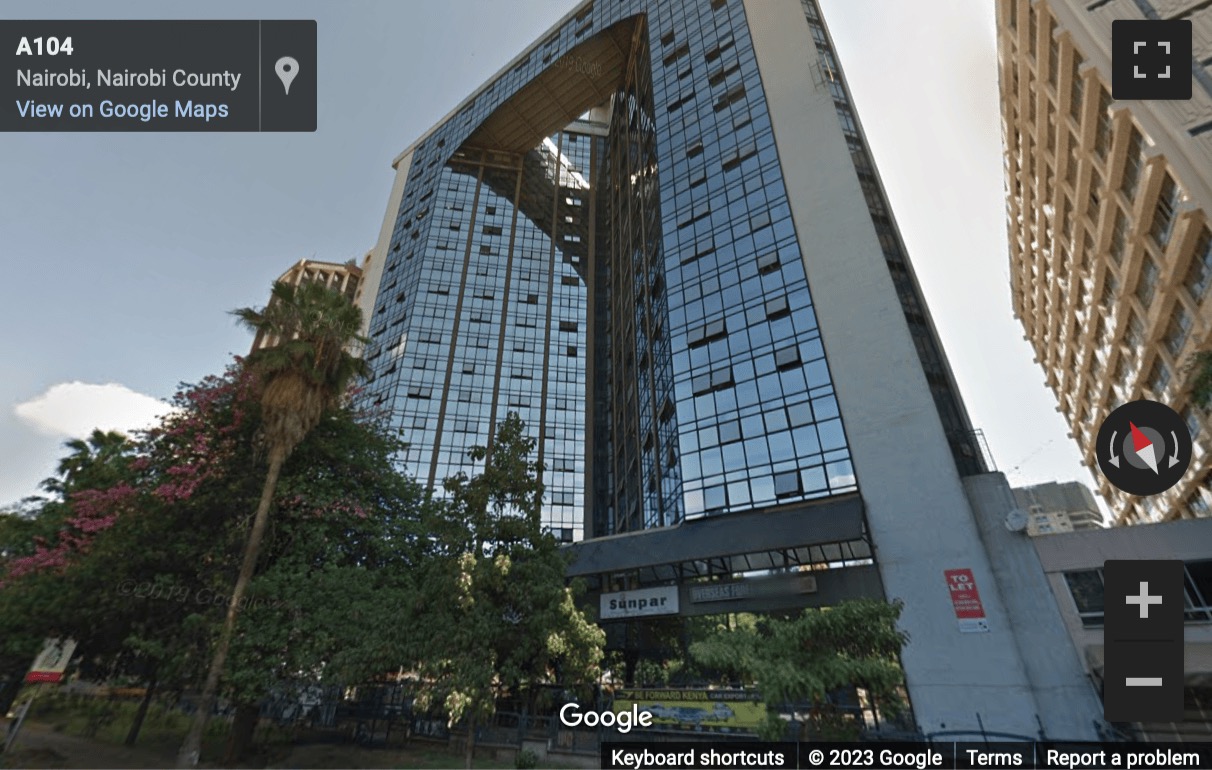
[275,56,299,95]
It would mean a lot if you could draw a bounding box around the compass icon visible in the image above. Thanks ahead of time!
[1096,400,1192,496]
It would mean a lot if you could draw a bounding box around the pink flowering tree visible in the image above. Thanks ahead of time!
[1,359,430,753]
[0,365,259,740]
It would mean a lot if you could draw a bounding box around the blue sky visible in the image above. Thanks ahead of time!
[0,0,1095,509]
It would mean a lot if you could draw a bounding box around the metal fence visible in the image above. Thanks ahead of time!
[257,684,1092,755]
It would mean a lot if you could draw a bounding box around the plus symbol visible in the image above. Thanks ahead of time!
[1126,581,1163,619]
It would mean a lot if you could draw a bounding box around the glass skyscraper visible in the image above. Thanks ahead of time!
[359,0,981,543]
[357,0,1103,737]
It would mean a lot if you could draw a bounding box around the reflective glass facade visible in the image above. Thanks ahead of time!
[362,0,976,540]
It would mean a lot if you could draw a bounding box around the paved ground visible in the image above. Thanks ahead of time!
[0,719,529,769]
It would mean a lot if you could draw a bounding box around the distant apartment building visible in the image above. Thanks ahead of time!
[998,0,1212,525]
[1012,480,1104,535]
[252,256,370,352]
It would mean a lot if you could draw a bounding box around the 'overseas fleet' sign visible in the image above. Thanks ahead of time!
[600,586,679,619]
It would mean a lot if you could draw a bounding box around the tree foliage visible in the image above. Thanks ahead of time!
[0,362,429,753]
[0,286,608,765]
[690,599,909,740]
[0,367,259,708]
[1186,350,1212,410]
[224,407,430,701]
[233,279,369,467]
[179,280,372,767]
[409,413,604,768]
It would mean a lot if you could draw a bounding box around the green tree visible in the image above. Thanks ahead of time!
[177,280,369,767]
[221,405,429,762]
[1186,350,1212,409]
[42,429,136,498]
[411,413,604,769]
[1,363,429,755]
[690,599,909,741]
[0,369,260,746]
[0,431,140,717]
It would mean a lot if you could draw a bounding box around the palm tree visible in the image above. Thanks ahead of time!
[176,280,368,767]
[41,429,134,497]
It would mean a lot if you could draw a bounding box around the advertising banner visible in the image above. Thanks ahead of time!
[612,688,767,732]
[944,568,989,633]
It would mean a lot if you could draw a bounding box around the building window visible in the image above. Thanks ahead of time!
[1028,3,1037,58]
[1188,561,1212,619]
[766,295,790,319]
[719,419,742,444]
[1065,144,1080,188]
[1124,310,1144,349]
[714,84,746,112]
[687,319,726,348]
[1094,89,1113,159]
[1069,55,1084,121]
[691,366,734,396]
[1184,227,1212,301]
[1100,270,1119,309]
[1150,174,1180,248]
[1120,128,1145,199]
[1136,255,1159,308]
[1109,209,1129,264]
[775,345,802,369]
[662,43,689,67]
[774,471,802,498]
[1064,570,1105,627]
[1085,180,1101,223]
[1187,493,1211,519]
[1164,305,1192,357]
[1113,353,1130,391]
[1185,406,1203,440]
[1048,35,1060,88]
[1148,358,1170,395]
[757,251,780,274]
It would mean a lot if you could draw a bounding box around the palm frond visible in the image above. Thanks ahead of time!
[235,278,370,459]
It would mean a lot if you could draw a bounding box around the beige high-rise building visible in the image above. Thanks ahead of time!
[998,0,1212,525]
[251,256,370,352]
[1012,480,1105,535]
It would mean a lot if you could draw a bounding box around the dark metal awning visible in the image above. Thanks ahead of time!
[565,493,868,582]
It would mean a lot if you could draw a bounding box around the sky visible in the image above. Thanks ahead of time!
[0,0,1098,511]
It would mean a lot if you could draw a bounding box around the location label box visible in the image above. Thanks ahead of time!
[0,20,315,131]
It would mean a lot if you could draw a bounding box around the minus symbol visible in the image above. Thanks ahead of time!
[1126,677,1163,687]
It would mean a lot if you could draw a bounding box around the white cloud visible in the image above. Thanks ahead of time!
[13,382,171,439]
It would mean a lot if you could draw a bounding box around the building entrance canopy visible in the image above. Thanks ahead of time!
[565,493,872,587]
